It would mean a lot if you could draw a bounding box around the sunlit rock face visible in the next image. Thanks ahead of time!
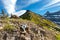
[44,11,60,25]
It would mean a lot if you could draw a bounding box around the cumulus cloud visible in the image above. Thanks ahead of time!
[40,0,60,10]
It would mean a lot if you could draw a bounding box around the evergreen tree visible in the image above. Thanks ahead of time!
[2,9,5,16]
[1,9,8,18]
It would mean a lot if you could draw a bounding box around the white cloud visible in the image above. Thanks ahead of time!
[2,0,17,14]
[16,0,40,10]
[2,0,40,16]
[16,0,40,16]
[29,0,40,4]
[14,10,27,17]
[40,0,60,10]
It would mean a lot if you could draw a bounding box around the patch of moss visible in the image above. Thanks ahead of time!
[56,34,60,40]
[3,24,16,32]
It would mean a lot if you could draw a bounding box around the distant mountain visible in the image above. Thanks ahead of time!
[44,11,60,25]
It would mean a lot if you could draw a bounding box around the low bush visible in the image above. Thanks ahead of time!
[3,24,16,33]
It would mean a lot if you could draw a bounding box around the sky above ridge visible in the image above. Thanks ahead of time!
[0,0,60,15]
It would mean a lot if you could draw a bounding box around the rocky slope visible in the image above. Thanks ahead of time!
[0,19,57,40]
[0,10,60,40]
[20,10,60,40]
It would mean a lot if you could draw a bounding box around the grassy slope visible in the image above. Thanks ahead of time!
[56,34,60,40]
[0,18,57,40]
[20,10,60,40]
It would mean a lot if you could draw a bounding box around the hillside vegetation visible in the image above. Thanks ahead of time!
[0,10,60,40]
[20,10,60,31]
[20,10,60,40]
[0,18,58,40]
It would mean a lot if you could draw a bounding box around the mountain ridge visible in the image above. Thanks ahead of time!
[44,11,60,25]
[19,10,60,40]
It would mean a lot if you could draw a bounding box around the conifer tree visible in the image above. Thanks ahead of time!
[2,9,5,16]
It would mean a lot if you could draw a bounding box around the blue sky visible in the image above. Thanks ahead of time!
[0,0,60,15]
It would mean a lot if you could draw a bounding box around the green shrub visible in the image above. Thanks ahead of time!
[3,24,15,32]
[56,34,60,40]
[54,27,60,32]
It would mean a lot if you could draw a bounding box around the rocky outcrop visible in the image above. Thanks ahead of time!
[0,19,56,40]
